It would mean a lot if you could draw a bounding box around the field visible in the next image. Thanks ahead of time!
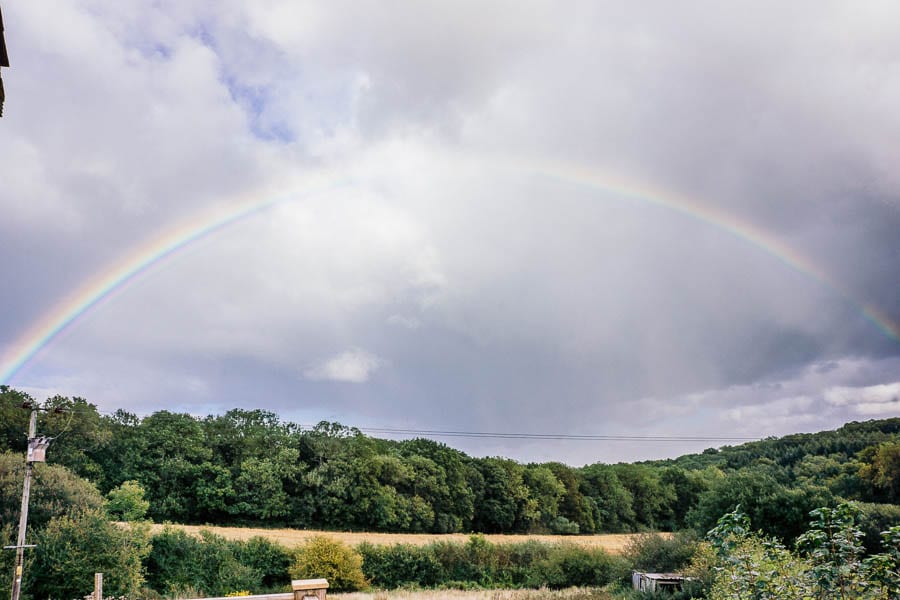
[335,588,612,599]
[147,523,661,554]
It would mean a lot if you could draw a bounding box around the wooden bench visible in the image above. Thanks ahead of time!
[291,579,329,600]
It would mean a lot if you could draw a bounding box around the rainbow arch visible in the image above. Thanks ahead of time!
[1,158,897,386]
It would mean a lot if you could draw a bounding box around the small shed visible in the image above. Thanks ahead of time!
[291,579,328,600]
[632,571,687,593]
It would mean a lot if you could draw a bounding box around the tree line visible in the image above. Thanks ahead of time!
[1,385,898,543]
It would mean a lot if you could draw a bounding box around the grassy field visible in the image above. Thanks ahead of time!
[334,588,613,599]
[147,523,662,554]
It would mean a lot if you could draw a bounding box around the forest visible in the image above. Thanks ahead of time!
[1,385,899,598]
[2,385,899,539]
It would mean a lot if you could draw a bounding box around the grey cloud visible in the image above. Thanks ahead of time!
[1,1,898,464]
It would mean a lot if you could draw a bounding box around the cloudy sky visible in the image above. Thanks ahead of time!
[1,1,898,464]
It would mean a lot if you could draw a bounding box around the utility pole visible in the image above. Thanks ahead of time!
[7,405,51,600]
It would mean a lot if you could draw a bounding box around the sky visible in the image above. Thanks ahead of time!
[0,1,898,465]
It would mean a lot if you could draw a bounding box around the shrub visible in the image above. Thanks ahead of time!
[528,544,619,589]
[493,540,551,587]
[145,527,259,596]
[233,536,292,590]
[361,537,625,591]
[106,480,150,521]
[624,531,700,574]
[145,526,204,594]
[358,542,441,588]
[854,501,900,553]
[549,516,581,534]
[290,536,368,592]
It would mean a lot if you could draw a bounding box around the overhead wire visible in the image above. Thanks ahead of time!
[27,404,767,443]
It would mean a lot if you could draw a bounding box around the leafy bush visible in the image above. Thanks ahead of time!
[703,503,900,599]
[549,516,581,534]
[145,526,203,594]
[624,531,700,574]
[528,544,619,589]
[290,536,368,592]
[358,542,442,588]
[145,527,261,596]
[106,480,150,521]
[854,501,900,553]
[233,536,292,590]
[358,537,620,591]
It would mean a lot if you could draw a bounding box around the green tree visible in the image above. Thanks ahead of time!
[546,462,596,533]
[0,452,104,532]
[106,480,150,521]
[687,468,833,542]
[578,463,634,532]
[26,509,150,600]
[611,463,676,530]
[0,386,34,453]
[523,465,565,531]
[472,458,532,533]
[399,438,477,532]
[859,441,900,503]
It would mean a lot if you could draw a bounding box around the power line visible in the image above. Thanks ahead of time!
[345,426,760,443]
[54,406,762,443]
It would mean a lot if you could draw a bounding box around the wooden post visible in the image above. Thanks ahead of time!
[291,579,328,600]
[94,573,103,600]
[9,410,37,600]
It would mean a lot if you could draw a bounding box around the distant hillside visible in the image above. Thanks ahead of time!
[645,417,900,471]
[2,386,898,547]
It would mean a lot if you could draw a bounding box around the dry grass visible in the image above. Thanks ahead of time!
[146,523,666,554]
[335,588,612,600]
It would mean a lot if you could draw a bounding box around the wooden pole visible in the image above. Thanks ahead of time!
[94,572,103,600]
[9,410,37,600]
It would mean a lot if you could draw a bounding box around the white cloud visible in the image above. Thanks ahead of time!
[824,382,900,415]
[304,348,384,383]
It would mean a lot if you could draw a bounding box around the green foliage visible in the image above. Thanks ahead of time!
[702,504,900,599]
[26,509,150,600]
[144,527,278,596]
[145,526,207,594]
[106,479,150,521]
[358,542,443,588]
[0,386,35,453]
[528,544,620,589]
[796,504,867,595]
[549,516,581,534]
[233,536,292,589]
[290,536,368,592]
[2,385,899,540]
[577,463,635,532]
[357,536,622,591]
[0,454,106,595]
[859,441,900,503]
[0,452,104,532]
[624,531,700,574]
[856,501,900,553]
[687,468,834,542]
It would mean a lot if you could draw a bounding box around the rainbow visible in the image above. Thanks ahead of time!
[0,172,349,384]
[506,156,900,342]
[1,157,897,386]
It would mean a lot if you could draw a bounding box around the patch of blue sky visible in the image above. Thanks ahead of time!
[223,75,295,143]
